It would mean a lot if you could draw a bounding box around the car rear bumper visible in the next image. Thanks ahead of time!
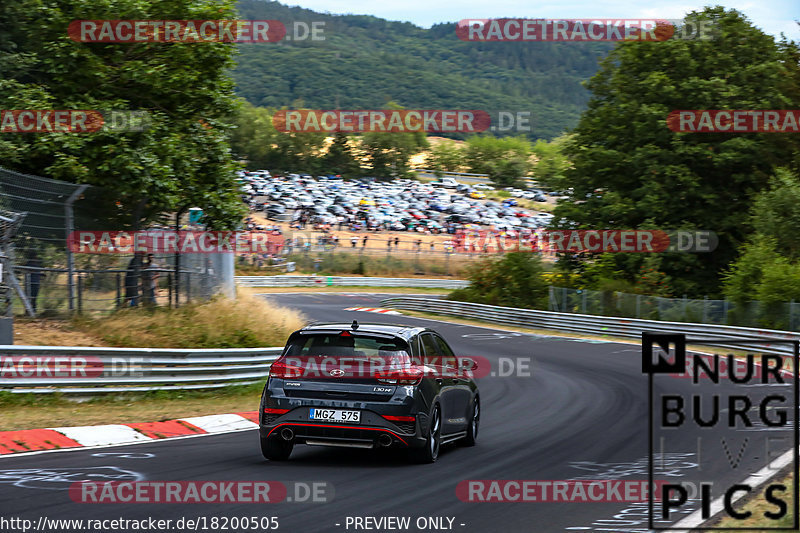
[260,422,420,449]
[259,408,428,449]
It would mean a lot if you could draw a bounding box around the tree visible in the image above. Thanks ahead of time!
[749,168,800,260]
[723,238,800,328]
[229,103,327,173]
[464,135,533,187]
[428,141,464,176]
[229,101,278,170]
[447,252,548,309]
[0,0,246,229]
[723,168,800,303]
[360,103,428,179]
[320,131,360,177]
[554,7,800,296]
[531,135,572,190]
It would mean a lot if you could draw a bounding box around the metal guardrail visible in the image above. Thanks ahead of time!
[412,169,491,179]
[380,297,800,356]
[0,346,282,394]
[236,276,469,289]
[7,297,797,395]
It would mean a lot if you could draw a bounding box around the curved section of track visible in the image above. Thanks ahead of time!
[0,293,779,532]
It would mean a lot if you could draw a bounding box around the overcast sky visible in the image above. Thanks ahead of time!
[282,0,799,40]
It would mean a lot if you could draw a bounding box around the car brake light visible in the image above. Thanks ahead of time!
[269,360,304,379]
[374,367,423,385]
[382,415,416,422]
[263,408,290,414]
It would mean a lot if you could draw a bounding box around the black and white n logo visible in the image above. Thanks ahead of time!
[642,332,686,374]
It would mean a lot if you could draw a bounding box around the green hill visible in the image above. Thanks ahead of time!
[233,1,612,139]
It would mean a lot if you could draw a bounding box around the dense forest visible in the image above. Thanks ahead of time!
[233,1,613,139]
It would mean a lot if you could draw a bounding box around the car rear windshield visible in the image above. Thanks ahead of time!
[286,333,411,361]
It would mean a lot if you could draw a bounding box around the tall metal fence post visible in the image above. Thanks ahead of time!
[116,273,121,308]
[791,299,796,331]
[723,299,729,324]
[76,274,83,314]
[65,185,88,313]
[174,210,183,308]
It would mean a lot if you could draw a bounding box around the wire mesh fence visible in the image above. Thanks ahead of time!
[548,286,800,331]
[0,166,227,317]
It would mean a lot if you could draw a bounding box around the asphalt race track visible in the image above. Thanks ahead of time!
[0,293,794,532]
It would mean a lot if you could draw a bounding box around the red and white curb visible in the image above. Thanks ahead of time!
[0,412,259,456]
[344,307,401,315]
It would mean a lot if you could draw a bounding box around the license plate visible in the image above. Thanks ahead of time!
[309,408,361,423]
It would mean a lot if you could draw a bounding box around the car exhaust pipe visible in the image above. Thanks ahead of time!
[280,427,294,441]
[377,434,393,447]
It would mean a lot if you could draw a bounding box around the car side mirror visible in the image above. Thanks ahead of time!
[459,357,478,371]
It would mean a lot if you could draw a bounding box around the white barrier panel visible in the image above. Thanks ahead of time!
[235,276,469,289]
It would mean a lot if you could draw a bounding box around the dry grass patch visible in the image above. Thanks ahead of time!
[13,320,109,347]
[74,293,305,348]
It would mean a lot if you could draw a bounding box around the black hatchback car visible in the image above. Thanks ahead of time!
[259,322,480,463]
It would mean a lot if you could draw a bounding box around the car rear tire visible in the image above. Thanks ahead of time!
[410,405,441,464]
[261,436,293,461]
[461,397,479,447]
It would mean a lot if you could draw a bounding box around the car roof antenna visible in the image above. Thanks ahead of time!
[351,320,359,330]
